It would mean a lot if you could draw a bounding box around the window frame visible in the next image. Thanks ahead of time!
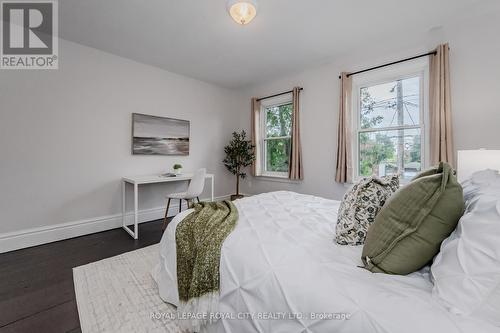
[259,93,293,178]
[351,58,430,183]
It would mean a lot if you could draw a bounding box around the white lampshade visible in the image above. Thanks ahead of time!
[227,0,258,25]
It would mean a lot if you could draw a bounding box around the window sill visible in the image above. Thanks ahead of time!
[254,175,302,184]
[344,177,407,188]
[343,182,354,188]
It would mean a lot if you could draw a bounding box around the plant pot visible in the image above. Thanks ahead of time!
[174,168,182,175]
[230,194,244,201]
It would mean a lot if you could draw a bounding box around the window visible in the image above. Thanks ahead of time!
[353,60,429,182]
[260,95,293,177]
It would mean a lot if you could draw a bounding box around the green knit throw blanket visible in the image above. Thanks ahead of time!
[176,200,238,302]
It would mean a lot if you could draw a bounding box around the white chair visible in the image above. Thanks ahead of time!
[163,168,206,229]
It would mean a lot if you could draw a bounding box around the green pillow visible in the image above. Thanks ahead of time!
[361,162,464,275]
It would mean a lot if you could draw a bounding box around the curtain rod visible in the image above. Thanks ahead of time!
[256,87,303,102]
[338,51,437,79]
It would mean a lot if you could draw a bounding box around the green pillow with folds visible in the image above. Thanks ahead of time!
[361,162,464,275]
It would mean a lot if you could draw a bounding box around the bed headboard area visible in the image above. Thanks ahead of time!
[457,149,500,182]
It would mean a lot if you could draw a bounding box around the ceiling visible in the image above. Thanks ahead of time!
[59,0,498,88]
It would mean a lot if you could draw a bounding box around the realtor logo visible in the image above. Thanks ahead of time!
[1,0,58,69]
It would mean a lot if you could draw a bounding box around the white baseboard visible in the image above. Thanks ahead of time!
[0,194,230,254]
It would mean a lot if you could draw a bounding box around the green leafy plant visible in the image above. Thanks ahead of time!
[173,164,182,170]
[223,130,255,199]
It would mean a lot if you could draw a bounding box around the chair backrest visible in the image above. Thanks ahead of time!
[186,168,206,198]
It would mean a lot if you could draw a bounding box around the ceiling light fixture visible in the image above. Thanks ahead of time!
[227,0,258,25]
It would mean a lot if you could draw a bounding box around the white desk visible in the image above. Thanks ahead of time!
[122,173,214,239]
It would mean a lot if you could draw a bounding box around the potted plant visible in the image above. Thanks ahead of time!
[173,163,182,175]
[223,130,255,201]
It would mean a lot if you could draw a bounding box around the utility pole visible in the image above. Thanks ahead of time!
[396,80,404,174]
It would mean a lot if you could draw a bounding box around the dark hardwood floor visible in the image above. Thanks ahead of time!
[0,219,167,333]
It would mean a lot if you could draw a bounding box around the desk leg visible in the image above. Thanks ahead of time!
[133,183,139,239]
[122,181,137,239]
[122,180,126,228]
[211,175,214,201]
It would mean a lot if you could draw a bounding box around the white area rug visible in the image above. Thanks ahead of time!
[73,244,183,333]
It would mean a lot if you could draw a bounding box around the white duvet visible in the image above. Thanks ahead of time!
[153,191,499,333]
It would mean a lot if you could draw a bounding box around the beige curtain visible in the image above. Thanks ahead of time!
[429,43,454,167]
[335,73,353,183]
[251,98,261,176]
[289,87,303,180]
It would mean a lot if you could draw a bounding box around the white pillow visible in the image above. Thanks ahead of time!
[461,169,500,204]
[431,170,500,326]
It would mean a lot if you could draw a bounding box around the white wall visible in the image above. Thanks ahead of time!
[2,9,499,252]
[0,38,241,250]
[238,12,500,200]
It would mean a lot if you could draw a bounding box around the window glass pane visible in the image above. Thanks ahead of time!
[266,138,291,172]
[359,128,421,181]
[265,103,292,138]
[360,76,420,129]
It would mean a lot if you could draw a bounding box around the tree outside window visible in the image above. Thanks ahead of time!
[263,103,292,175]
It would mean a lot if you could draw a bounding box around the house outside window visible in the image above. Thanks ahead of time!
[352,59,429,182]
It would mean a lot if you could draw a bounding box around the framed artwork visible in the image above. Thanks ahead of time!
[132,113,190,155]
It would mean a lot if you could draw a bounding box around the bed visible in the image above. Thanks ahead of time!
[152,190,498,333]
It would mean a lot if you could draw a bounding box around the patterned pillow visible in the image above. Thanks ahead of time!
[335,175,399,246]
